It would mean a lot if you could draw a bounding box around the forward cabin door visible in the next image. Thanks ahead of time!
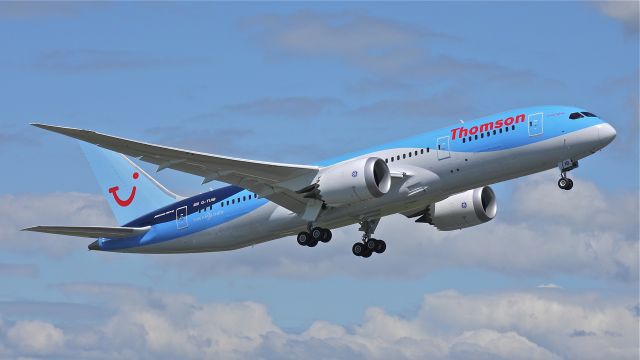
[528,113,544,136]
[437,136,451,160]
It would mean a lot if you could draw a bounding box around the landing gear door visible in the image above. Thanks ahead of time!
[528,113,543,136]
[176,206,188,229]
[437,136,451,160]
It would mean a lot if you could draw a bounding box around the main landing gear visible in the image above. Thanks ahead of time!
[557,159,578,191]
[297,226,332,248]
[352,219,386,258]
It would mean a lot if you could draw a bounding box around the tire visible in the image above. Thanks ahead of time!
[374,239,386,254]
[311,227,323,240]
[320,229,332,243]
[307,238,318,247]
[297,232,310,246]
[366,239,377,250]
[565,178,574,190]
[352,243,365,256]
[362,248,372,258]
[558,178,568,189]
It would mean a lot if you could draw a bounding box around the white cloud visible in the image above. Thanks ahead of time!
[536,283,562,289]
[2,286,636,359]
[6,320,65,355]
[593,1,639,34]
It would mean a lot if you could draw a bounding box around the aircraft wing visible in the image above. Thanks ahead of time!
[22,225,151,239]
[32,124,320,214]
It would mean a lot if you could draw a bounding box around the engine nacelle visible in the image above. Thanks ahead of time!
[427,186,497,231]
[317,157,391,206]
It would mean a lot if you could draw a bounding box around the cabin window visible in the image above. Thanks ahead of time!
[499,128,503,134]
[414,150,418,156]
[420,149,424,154]
[487,132,490,137]
[385,158,388,163]
[390,157,394,162]
[427,147,430,152]
[475,135,478,140]
[505,126,509,132]
[462,138,466,143]
[511,125,515,130]
[248,195,252,200]
[243,196,246,201]
[403,154,406,159]
[397,155,400,160]
[493,130,496,135]
[408,152,412,157]
[468,136,472,142]
[481,133,484,138]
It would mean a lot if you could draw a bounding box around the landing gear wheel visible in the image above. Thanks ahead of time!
[374,239,386,254]
[362,248,372,258]
[565,178,574,190]
[311,227,323,241]
[320,229,332,243]
[558,178,568,189]
[297,232,311,246]
[307,238,318,247]
[352,242,366,257]
[366,238,377,251]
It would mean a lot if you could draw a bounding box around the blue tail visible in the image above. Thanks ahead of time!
[79,142,181,225]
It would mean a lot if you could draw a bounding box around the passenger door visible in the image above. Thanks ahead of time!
[176,206,188,229]
[528,113,544,136]
[437,136,451,160]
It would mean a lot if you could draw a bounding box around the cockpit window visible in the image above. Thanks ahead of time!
[569,112,584,120]
[581,112,597,117]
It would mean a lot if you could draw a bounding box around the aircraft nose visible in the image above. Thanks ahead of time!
[598,123,616,147]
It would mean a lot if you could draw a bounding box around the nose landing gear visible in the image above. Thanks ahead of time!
[558,174,574,190]
[557,159,578,191]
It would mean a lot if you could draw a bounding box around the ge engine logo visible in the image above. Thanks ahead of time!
[352,170,358,177]
[461,202,467,208]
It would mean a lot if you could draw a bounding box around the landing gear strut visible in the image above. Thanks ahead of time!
[557,159,578,191]
[352,218,386,258]
[297,225,332,248]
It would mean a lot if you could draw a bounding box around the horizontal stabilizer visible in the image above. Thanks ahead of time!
[22,225,150,239]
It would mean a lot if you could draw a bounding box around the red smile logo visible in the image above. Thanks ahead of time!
[108,172,138,207]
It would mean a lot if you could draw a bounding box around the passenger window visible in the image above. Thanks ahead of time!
[403,154,406,159]
[232,199,235,204]
[249,195,252,200]
[487,132,490,137]
[463,138,466,143]
[511,125,515,130]
[569,112,584,120]
[427,147,430,152]
[385,158,388,163]
[397,155,400,160]
[475,135,478,140]
[499,128,503,133]
[493,130,496,135]
[414,150,418,156]
[420,149,424,154]
[468,136,472,142]
[390,157,394,162]
[481,133,484,138]
[408,152,412,157]
[505,126,509,132]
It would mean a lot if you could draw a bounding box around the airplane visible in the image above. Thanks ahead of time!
[24,105,616,258]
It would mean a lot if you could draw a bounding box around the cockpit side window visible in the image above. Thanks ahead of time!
[569,112,584,120]
[581,112,597,117]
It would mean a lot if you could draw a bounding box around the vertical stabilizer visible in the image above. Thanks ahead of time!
[79,142,181,225]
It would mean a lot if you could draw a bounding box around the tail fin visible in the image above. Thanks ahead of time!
[79,142,181,225]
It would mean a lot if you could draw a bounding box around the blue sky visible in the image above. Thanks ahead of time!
[0,2,638,359]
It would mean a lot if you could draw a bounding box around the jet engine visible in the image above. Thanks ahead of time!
[313,157,391,206]
[423,186,497,231]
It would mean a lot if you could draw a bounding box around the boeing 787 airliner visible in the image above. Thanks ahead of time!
[25,106,616,258]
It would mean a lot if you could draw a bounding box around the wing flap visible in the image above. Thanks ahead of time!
[22,226,151,239]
